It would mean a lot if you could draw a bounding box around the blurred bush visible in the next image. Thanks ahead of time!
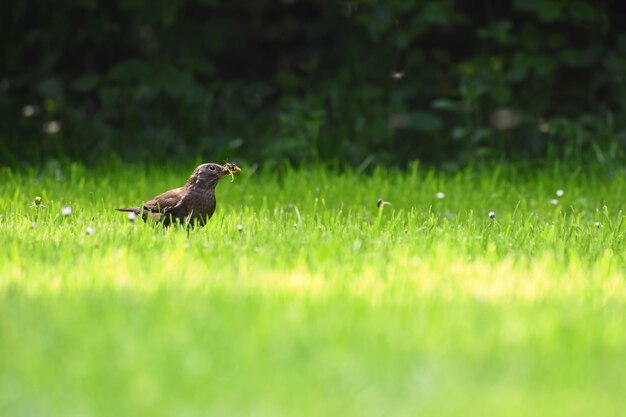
[1,0,626,167]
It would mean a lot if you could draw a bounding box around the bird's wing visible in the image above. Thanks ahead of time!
[143,188,182,212]
[142,188,188,221]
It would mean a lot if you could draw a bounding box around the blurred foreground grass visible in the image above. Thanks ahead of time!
[1,162,625,416]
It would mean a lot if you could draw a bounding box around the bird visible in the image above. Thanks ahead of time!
[116,162,241,227]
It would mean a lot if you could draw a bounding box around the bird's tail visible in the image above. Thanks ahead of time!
[115,207,140,213]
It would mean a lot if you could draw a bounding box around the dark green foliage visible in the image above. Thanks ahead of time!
[1,0,625,166]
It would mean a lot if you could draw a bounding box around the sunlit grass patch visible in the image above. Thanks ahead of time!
[1,163,625,416]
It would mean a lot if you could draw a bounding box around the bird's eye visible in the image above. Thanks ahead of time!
[209,165,215,171]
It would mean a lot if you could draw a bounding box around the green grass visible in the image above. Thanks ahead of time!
[1,162,625,417]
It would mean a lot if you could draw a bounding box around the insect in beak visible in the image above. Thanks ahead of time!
[223,162,241,182]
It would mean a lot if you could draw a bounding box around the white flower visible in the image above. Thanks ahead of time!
[436,192,445,199]
[488,211,496,219]
[86,226,94,235]
[550,199,559,205]
[61,206,72,216]
[22,105,37,117]
[391,71,405,80]
[237,224,243,232]
[556,189,564,197]
[594,221,602,228]
[127,211,137,222]
[43,120,62,134]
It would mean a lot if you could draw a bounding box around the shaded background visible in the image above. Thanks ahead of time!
[2,0,626,168]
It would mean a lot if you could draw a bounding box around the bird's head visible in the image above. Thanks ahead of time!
[186,162,241,189]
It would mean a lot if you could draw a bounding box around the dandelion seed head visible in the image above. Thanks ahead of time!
[436,192,445,199]
[556,189,564,197]
[550,199,559,205]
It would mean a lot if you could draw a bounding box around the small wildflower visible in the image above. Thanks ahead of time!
[22,105,37,117]
[556,189,564,197]
[127,211,137,222]
[488,211,496,219]
[237,224,243,233]
[61,206,72,216]
[293,223,298,229]
[31,221,37,229]
[550,199,558,205]
[436,192,445,199]
[594,221,602,228]
[85,226,94,235]
[43,120,62,134]
[391,71,405,81]
[491,108,521,130]
[377,198,391,208]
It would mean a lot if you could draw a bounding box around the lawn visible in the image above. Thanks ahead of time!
[1,162,625,417]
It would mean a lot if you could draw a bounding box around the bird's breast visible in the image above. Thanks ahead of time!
[188,189,217,218]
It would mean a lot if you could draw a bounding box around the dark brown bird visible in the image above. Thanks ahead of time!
[116,162,241,227]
